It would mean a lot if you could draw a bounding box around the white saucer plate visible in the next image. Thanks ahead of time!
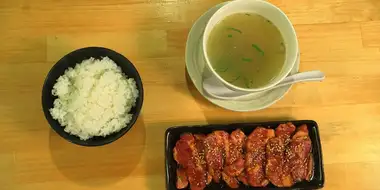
[185,2,299,112]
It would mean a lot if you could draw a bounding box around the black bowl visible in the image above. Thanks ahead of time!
[42,47,144,146]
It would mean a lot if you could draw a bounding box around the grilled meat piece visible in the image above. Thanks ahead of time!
[285,125,313,183]
[174,133,193,167]
[221,129,246,188]
[226,129,246,165]
[204,131,229,183]
[173,134,207,190]
[266,123,296,187]
[245,127,275,187]
[224,157,245,177]
[222,172,240,188]
[176,167,189,189]
[237,171,249,186]
[194,134,212,185]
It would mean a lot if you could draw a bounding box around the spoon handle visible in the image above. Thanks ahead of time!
[203,70,325,100]
[270,70,325,90]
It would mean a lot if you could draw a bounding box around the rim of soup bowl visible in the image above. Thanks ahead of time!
[202,0,299,92]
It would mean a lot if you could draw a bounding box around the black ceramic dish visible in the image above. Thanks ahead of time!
[165,120,324,190]
[42,47,144,146]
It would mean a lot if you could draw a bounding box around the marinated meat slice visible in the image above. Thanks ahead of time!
[176,167,189,189]
[205,131,228,183]
[226,129,246,165]
[222,172,240,188]
[237,171,249,186]
[281,161,294,187]
[266,123,296,187]
[275,123,296,141]
[224,157,245,177]
[285,125,313,182]
[266,137,286,187]
[194,134,206,166]
[222,130,246,188]
[194,134,207,172]
[245,127,275,187]
[173,133,194,167]
[173,134,207,190]
[215,130,230,164]
[204,132,223,183]
[187,167,207,190]
[194,134,212,185]
[204,132,222,183]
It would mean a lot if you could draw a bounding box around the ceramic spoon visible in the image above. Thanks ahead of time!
[203,70,325,100]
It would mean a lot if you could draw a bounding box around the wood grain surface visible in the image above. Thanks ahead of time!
[1,0,380,189]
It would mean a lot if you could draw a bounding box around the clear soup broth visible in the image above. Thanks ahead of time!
[207,13,286,88]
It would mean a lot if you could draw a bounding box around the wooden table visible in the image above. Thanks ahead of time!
[1,0,380,189]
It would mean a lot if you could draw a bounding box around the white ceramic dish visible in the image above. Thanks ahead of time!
[185,2,300,112]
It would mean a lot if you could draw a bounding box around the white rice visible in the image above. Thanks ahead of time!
[49,57,139,140]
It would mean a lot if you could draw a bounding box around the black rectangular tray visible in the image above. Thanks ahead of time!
[165,120,324,190]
